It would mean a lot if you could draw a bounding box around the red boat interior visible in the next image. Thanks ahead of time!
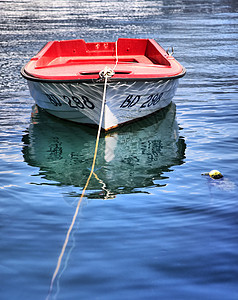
[24,38,184,80]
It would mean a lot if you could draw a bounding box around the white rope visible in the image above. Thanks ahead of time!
[46,39,120,299]
[113,39,118,71]
[46,66,114,300]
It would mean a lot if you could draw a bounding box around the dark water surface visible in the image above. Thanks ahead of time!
[1,1,238,299]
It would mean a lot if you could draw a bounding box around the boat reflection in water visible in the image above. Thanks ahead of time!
[22,102,186,199]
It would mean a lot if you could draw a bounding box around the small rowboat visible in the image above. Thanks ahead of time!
[21,38,185,130]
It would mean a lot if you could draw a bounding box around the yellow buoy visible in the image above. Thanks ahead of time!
[201,170,223,179]
[209,170,223,179]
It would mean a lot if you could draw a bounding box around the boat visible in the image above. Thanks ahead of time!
[22,102,186,199]
[21,38,186,130]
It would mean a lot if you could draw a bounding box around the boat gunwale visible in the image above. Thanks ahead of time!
[21,66,186,83]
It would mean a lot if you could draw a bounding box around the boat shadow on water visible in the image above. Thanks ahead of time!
[22,102,186,199]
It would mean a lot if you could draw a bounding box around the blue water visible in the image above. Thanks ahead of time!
[1,1,238,299]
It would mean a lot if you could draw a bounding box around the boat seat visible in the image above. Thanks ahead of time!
[44,55,154,68]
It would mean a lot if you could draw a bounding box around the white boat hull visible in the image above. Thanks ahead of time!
[27,78,179,130]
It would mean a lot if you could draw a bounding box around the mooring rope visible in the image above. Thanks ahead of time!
[113,39,118,71]
[46,67,115,299]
